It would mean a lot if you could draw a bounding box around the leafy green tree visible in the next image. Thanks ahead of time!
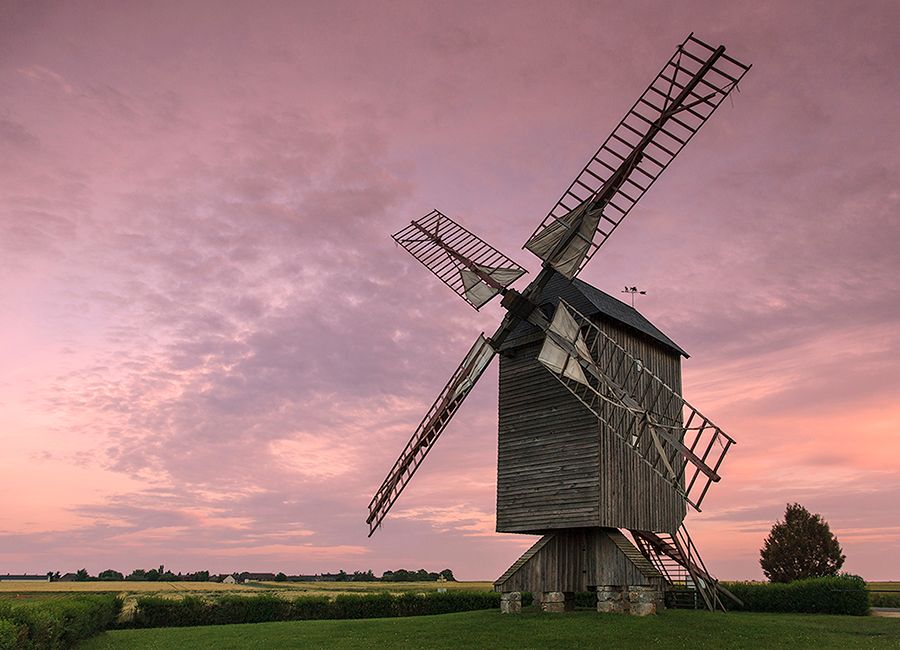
[275,572,288,582]
[98,569,124,581]
[75,568,90,581]
[760,503,846,582]
[439,569,456,582]
[126,569,147,581]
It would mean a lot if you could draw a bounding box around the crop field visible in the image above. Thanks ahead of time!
[1,579,894,600]
[0,580,491,599]
[250,580,493,595]
[0,581,256,594]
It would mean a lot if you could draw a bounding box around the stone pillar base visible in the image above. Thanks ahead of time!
[500,591,522,614]
[596,585,662,615]
[597,586,627,614]
[540,591,574,613]
[627,585,662,616]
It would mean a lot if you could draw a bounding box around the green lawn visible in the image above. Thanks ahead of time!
[80,609,900,649]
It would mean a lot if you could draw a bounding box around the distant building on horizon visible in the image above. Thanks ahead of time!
[0,573,50,582]
[243,573,276,582]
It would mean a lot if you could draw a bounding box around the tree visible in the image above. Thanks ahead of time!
[98,569,124,581]
[351,570,376,582]
[760,503,845,582]
[126,569,147,581]
[75,569,90,581]
[274,572,288,582]
[439,569,456,582]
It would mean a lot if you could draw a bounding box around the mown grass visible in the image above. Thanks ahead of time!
[80,609,900,650]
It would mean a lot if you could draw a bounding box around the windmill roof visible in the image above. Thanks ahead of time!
[502,271,689,358]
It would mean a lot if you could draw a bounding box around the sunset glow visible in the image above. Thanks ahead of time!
[1,1,898,580]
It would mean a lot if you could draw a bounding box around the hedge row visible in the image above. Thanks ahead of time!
[129,591,501,628]
[0,594,121,649]
[722,575,868,615]
[870,592,900,608]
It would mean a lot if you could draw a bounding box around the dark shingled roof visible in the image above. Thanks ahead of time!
[502,271,688,358]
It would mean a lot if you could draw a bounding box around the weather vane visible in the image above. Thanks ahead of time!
[621,286,646,307]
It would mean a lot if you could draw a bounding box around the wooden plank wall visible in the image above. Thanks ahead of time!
[496,314,685,535]
[496,528,661,593]
[595,318,686,533]
[496,341,600,533]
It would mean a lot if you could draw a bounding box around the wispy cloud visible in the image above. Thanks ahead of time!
[1,0,898,580]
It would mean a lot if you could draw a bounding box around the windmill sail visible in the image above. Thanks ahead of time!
[393,210,526,310]
[536,300,592,385]
[525,33,751,279]
[538,301,735,511]
[367,334,495,535]
[461,265,527,308]
[524,202,602,279]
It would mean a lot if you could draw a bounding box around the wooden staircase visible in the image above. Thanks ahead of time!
[630,526,742,611]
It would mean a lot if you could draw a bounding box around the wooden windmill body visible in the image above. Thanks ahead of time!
[367,34,751,614]
[493,274,688,610]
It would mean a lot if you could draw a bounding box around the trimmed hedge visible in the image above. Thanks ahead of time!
[870,591,900,608]
[129,591,501,629]
[0,594,121,649]
[722,575,868,615]
[519,592,608,608]
[0,619,23,650]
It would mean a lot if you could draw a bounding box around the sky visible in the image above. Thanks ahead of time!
[1,0,898,581]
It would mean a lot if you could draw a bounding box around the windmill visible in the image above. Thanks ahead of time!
[367,34,750,614]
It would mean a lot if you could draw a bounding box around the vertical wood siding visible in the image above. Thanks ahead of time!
[496,314,685,535]
[495,528,663,592]
[497,341,600,532]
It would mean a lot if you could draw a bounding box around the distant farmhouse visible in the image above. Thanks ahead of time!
[0,574,50,582]
[222,575,237,584]
[243,573,276,582]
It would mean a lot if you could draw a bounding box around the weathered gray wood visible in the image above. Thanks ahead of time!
[494,527,664,593]
[496,312,685,534]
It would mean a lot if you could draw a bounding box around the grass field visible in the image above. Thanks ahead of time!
[250,580,493,594]
[79,609,900,649]
[0,580,492,601]
[0,581,254,594]
[1,579,892,596]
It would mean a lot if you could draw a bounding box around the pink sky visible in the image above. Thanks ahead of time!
[1,1,898,581]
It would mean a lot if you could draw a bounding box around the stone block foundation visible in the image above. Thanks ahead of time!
[500,591,522,614]
[540,591,575,613]
[597,585,663,616]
